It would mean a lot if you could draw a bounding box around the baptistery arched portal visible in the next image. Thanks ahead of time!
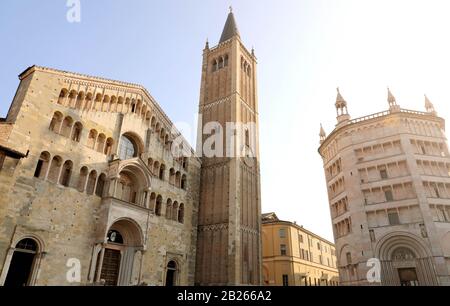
[376,232,438,286]
[97,219,144,286]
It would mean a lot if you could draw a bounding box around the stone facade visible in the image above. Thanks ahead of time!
[0,65,200,286]
[262,213,339,286]
[0,11,261,286]
[318,89,450,286]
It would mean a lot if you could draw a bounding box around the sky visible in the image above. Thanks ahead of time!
[2,0,450,241]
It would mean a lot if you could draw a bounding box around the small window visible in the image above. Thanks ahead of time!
[280,244,287,256]
[388,211,400,225]
[279,228,286,238]
[282,275,289,286]
[299,234,303,243]
[317,242,321,250]
[385,189,394,202]
[380,169,388,179]
[346,252,352,265]
[369,229,376,242]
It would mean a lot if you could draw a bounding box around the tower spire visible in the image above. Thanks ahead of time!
[335,87,350,126]
[387,87,400,112]
[219,8,240,43]
[425,94,437,115]
[320,124,327,144]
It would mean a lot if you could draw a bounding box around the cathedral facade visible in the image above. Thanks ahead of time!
[319,89,450,286]
[0,11,261,286]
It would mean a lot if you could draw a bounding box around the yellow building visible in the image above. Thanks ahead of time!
[262,213,339,286]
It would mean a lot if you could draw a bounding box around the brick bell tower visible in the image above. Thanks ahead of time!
[195,8,262,285]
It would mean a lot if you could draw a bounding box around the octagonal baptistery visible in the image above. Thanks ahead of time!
[318,88,450,286]
[0,66,201,286]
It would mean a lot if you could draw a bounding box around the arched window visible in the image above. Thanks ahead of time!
[169,168,176,185]
[166,199,173,220]
[59,160,73,187]
[181,174,187,190]
[160,128,165,142]
[148,158,153,172]
[77,166,88,192]
[165,260,178,286]
[212,59,218,72]
[84,93,93,111]
[151,117,156,130]
[4,238,39,287]
[164,134,169,147]
[47,156,63,183]
[119,135,137,160]
[117,97,124,113]
[110,96,117,112]
[58,89,68,105]
[86,170,97,195]
[218,57,224,69]
[117,172,138,204]
[178,203,185,223]
[95,173,106,197]
[104,138,114,156]
[94,94,102,111]
[102,95,110,112]
[224,54,229,67]
[145,111,151,126]
[124,98,131,113]
[96,133,106,153]
[172,201,179,221]
[159,164,166,180]
[182,157,188,170]
[153,161,160,176]
[49,112,63,133]
[75,92,85,109]
[131,100,136,113]
[87,129,98,149]
[60,116,73,138]
[150,192,156,212]
[68,90,77,108]
[34,151,50,179]
[155,195,162,216]
[155,122,161,133]
[71,122,83,142]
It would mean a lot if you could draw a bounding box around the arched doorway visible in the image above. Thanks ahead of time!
[376,232,438,286]
[165,260,178,286]
[391,247,419,286]
[96,219,144,286]
[4,239,38,287]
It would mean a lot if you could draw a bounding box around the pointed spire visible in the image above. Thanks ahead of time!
[205,38,209,50]
[387,87,396,105]
[219,8,240,43]
[335,87,346,106]
[320,124,327,144]
[335,88,350,125]
[425,94,437,115]
[387,87,400,112]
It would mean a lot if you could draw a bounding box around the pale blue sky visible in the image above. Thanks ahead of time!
[2,1,450,241]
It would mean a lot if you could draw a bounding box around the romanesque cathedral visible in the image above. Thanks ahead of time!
[0,11,262,286]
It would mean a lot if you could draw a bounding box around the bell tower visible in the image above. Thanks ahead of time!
[195,8,262,285]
